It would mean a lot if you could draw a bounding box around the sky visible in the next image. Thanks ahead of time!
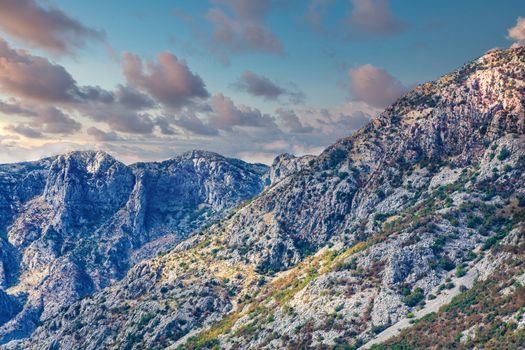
[0,0,524,164]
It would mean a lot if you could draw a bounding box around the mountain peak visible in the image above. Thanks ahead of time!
[386,46,524,118]
[476,45,524,65]
[178,149,225,160]
[59,150,115,163]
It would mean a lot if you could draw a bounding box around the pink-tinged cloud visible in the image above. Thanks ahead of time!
[0,0,104,54]
[348,64,408,108]
[206,0,283,57]
[0,40,165,136]
[508,17,525,47]
[209,93,277,131]
[122,52,209,109]
[0,38,79,102]
[347,0,408,36]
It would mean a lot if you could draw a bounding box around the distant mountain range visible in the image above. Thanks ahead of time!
[1,46,524,349]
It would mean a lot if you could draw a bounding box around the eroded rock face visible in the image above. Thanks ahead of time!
[264,153,316,186]
[0,290,19,326]
[0,150,267,343]
[43,151,135,235]
[0,158,52,241]
[3,47,525,349]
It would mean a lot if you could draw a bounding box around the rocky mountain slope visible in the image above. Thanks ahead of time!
[368,221,525,350]
[3,46,525,350]
[0,150,267,344]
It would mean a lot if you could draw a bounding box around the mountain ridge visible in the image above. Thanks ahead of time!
[1,46,524,349]
[0,149,270,344]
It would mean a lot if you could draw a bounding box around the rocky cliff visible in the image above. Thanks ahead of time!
[2,47,525,350]
[0,150,267,344]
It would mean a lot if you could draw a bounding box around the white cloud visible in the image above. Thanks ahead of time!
[508,17,525,47]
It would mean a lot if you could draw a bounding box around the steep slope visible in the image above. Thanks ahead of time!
[369,222,525,350]
[7,47,525,350]
[0,150,267,344]
[0,158,54,289]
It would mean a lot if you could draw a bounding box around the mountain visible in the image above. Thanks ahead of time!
[3,46,525,350]
[0,150,268,344]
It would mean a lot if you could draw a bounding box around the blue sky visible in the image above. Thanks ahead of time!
[0,0,524,164]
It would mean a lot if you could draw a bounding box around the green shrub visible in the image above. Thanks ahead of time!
[483,231,507,250]
[438,256,455,271]
[497,147,511,161]
[374,212,390,222]
[467,215,483,228]
[455,265,466,277]
[465,250,477,261]
[337,171,349,180]
[404,288,425,307]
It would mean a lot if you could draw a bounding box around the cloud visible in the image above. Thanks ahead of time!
[122,52,209,109]
[276,108,313,133]
[0,100,37,116]
[233,70,305,104]
[155,116,177,135]
[1,101,81,136]
[209,93,277,131]
[115,84,156,110]
[347,0,408,36]
[0,38,80,102]
[172,112,219,136]
[0,20,383,167]
[79,103,155,135]
[234,71,284,100]
[0,39,202,136]
[205,0,283,59]
[34,107,82,134]
[75,84,158,135]
[1,100,379,166]
[86,127,121,142]
[316,109,372,131]
[508,17,525,47]
[4,124,43,138]
[0,0,104,54]
[348,64,408,108]
[0,141,93,165]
